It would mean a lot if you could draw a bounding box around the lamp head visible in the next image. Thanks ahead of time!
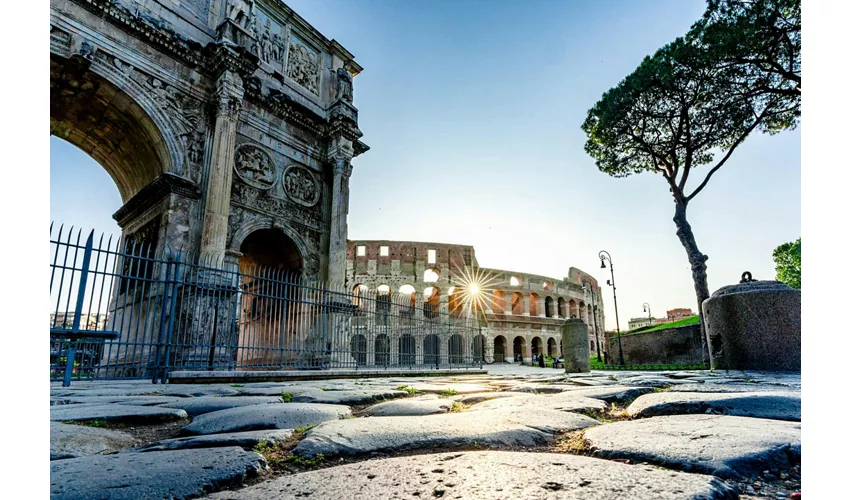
[600,259,606,269]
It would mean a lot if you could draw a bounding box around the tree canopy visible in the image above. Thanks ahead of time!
[773,238,801,289]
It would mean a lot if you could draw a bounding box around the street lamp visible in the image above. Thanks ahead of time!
[642,302,652,324]
[581,277,602,363]
[599,250,624,366]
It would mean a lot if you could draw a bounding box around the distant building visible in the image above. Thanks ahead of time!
[49,313,109,331]
[628,317,655,330]
[666,308,696,321]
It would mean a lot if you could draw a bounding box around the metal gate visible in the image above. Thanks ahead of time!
[50,225,483,385]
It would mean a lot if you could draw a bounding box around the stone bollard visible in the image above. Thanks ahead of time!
[561,318,590,373]
[702,275,801,371]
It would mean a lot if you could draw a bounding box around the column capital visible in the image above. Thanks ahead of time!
[214,71,245,121]
[208,42,259,80]
[332,156,354,179]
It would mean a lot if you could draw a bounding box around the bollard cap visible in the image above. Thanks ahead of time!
[710,274,797,298]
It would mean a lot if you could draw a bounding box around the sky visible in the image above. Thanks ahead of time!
[50,0,801,331]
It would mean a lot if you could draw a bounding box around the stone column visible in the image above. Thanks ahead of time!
[200,67,244,261]
[328,156,353,285]
[522,294,530,316]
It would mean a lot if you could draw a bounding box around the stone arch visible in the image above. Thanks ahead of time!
[531,336,542,357]
[547,337,557,357]
[229,219,311,269]
[513,336,527,361]
[557,297,567,318]
[449,334,464,364]
[579,301,587,321]
[494,335,507,362]
[492,290,506,314]
[529,293,541,316]
[50,53,185,203]
[544,297,554,318]
[569,299,578,318]
[511,292,524,315]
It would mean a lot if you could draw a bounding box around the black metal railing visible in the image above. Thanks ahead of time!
[49,224,483,385]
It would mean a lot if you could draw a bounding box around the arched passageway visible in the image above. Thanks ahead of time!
[424,334,440,366]
[375,334,389,366]
[569,300,578,318]
[531,336,542,357]
[558,298,567,318]
[449,334,464,364]
[544,297,554,318]
[494,335,507,362]
[399,334,416,365]
[351,334,367,365]
[237,229,304,368]
[513,336,526,362]
[547,337,556,357]
[424,286,440,319]
[472,334,485,362]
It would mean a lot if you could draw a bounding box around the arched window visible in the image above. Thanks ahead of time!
[352,284,368,312]
[557,297,567,318]
[424,286,440,318]
[448,286,463,318]
[544,296,554,318]
[376,284,391,313]
[529,293,540,316]
[492,290,506,314]
[424,268,439,283]
[543,280,553,291]
[510,275,523,287]
[511,292,524,315]
[399,284,415,295]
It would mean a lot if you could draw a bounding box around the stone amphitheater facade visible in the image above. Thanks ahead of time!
[346,240,608,363]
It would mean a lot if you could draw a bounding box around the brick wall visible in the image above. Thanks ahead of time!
[608,324,703,366]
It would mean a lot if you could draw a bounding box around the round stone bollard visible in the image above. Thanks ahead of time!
[702,276,801,372]
[561,318,590,373]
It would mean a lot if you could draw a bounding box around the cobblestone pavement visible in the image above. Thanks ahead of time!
[49,366,801,499]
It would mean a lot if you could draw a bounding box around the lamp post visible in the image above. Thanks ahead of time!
[582,277,602,362]
[599,250,624,366]
[642,302,652,325]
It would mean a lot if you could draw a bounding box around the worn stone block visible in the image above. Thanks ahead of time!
[561,318,590,373]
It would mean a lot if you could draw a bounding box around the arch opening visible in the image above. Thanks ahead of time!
[449,334,464,364]
[513,336,526,362]
[494,335,507,362]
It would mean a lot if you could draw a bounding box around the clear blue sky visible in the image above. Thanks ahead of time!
[50,0,801,330]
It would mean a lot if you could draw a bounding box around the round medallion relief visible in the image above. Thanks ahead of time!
[283,164,320,207]
[234,144,277,190]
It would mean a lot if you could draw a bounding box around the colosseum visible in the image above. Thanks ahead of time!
[346,240,607,365]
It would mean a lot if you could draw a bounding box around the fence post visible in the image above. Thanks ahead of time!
[63,231,95,387]
[151,254,175,384]
[159,256,181,384]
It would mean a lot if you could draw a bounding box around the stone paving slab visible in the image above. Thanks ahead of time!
[291,389,408,405]
[466,392,606,413]
[208,450,737,499]
[50,422,139,460]
[669,383,791,393]
[407,382,494,394]
[584,414,800,479]
[294,407,598,458]
[180,403,351,436]
[161,385,241,397]
[452,391,530,405]
[363,395,451,416]
[50,395,186,406]
[50,447,266,499]
[133,429,294,452]
[628,391,801,421]
[566,386,655,404]
[158,396,283,417]
[50,404,189,424]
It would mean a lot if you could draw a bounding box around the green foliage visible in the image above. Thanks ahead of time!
[294,424,316,433]
[437,388,459,397]
[773,238,801,289]
[230,384,243,388]
[394,385,421,396]
[82,419,109,428]
[284,453,325,467]
[281,392,294,403]
[626,315,701,335]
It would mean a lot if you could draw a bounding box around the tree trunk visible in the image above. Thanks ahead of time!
[672,203,713,367]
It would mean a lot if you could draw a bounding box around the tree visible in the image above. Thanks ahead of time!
[581,0,800,365]
[773,238,801,289]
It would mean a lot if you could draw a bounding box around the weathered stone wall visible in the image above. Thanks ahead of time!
[609,324,704,366]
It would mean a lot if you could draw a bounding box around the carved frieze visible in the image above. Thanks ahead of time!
[226,0,255,30]
[230,183,323,231]
[234,144,277,190]
[286,37,320,95]
[335,67,353,102]
[283,165,320,207]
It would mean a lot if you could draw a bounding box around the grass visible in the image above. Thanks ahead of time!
[625,315,700,335]
[230,384,243,388]
[394,385,422,396]
[580,403,631,424]
[281,392,294,403]
[556,430,593,455]
[448,401,469,413]
[76,419,110,428]
[252,425,322,470]
[437,388,459,397]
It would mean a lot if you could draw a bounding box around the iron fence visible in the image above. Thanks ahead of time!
[50,225,484,385]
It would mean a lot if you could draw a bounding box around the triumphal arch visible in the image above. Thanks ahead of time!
[50,0,368,283]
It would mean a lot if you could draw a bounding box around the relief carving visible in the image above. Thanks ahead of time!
[226,0,255,30]
[258,20,272,64]
[283,165,320,207]
[271,33,285,65]
[234,144,277,190]
[286,40,320,95]
[335,67,353,102]
[231,183,322,230]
